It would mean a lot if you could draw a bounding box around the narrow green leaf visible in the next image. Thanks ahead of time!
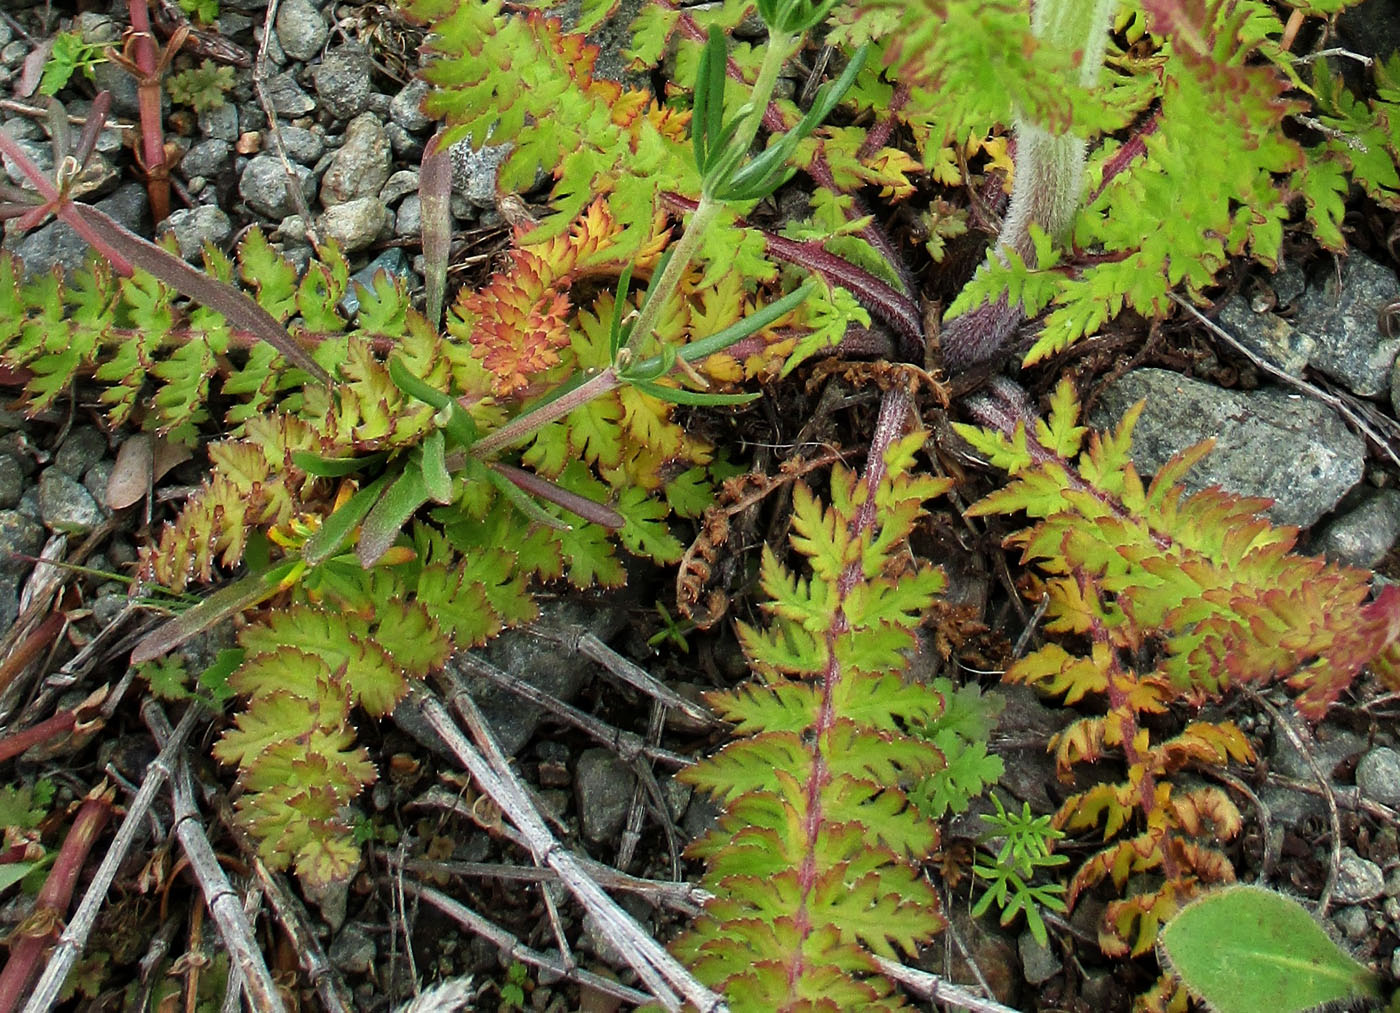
[421,429,453,504]
[291,450,388,477]
[301,474,389,566]
[358,467,430,566]
[130,562,299,664]
[630,379,760,406]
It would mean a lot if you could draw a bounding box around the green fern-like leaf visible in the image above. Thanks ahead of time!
[956,376,1400,969]
[675,432,954,1010]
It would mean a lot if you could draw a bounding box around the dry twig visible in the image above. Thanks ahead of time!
[406,681,727,1012]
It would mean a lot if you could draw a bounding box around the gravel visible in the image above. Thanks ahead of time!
[1356,746,1400,809]
[239,154,316,219]
[275,0,328,62]
[319,113,392,205]
[313,45,373,121]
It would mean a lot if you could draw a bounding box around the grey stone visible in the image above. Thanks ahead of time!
[1312,489,1400,568]
[449,137,513,208]
[1292,252,1400,397]
[278,125,324,165]
[390,79,432,132]
[301,877,349,933]
[276,0,328,61]
[17,487,40,523]
[681,790,721,841]
[367,93,393,118]
[1334,904,1371,940]
[574,748,636,844]
[0,510,44,583]
[455,598,624,755]
[0,42,25,68]
[1357,746,1400,809]
[317,197,391,253]
[2,132,51,187]
[395,195,422,238]
[12,183,147,279]
[264,72,317,118]
[1336,847,1385,904]
[239,154,315,219]
[54,428,106,477]
[199,104,239,142]
[1264,725,1365,824]
[38,469,104,535]
[386,122,423,161]
[328,924,376,975]
[1088,369,1365,528]
[313,46,372,121]
[341,248,411,316]
[0,17,11,49]
[1018,930,1061,985]
[380,169,420,206]
[989,685,1073,814]
[180,138,231,180]
[158,206,233,261]
[0,455,21,509]
[83,460,112,509]
[89,61,149,120]
[93,592,128,626]
[1218,294,1316,377]
[319,113,391,205]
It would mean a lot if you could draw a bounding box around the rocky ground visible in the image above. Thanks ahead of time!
[1,1,1400,1011]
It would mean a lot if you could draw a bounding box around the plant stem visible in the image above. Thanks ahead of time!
[621,195,720,361]
[621,27,798,362]
[731,30,799,162]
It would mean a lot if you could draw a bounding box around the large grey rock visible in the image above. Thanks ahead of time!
[0,455,21,509]
[37,469,104,535]
[1336,847,1385,904]
[278,125,324,165]
[263,72,317,118]
[1291,252,1400,398]
[239,154,315,219]
[452,598,625,756]
[1088,369,1364,528]
[319,113,391,205]
[313,46,372,121]
[275,0,328,61]
[389,78,432,132]
[449,137,513,208]
[180,138,232,180]
[53,428,106,477]
[1264,724,1365,823]
[0,509,42,631]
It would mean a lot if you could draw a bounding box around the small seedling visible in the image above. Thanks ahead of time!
[971,792,1069,947]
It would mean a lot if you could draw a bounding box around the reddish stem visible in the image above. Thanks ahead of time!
[0,712,77,767]
[0,793,113,1013]
[126,0,172,222]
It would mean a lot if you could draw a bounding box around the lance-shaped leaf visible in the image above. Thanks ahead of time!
[358,467,431,567]
[489,462,624,530]
[65,202,334,386]
[420,131,453,328]
[130,561,300,664]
